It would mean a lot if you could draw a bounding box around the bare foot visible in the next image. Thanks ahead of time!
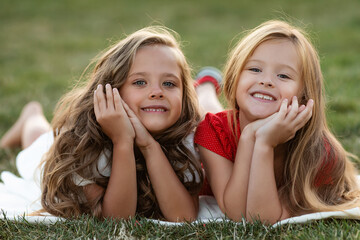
[0,101,46,149]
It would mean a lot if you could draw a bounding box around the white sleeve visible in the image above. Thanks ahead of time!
[178,132,201,183]
[72,149,112,187]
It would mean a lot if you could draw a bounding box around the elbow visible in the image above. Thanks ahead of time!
[164,209,198,223]
[245,211,280,225]
[163,204,199,223]
[101,205,136,220]
[182,210,198,222]
[225,210,246,222]
[223,197,246,222]
[101,211,136,220]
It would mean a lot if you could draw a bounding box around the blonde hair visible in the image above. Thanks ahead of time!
[223,20,360,216]
[41,26,203,219]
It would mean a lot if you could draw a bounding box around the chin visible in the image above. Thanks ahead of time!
[250,111,275,121]
[146,125,168,135]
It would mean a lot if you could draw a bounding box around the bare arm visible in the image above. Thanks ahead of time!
[222,128,255,221]
[141,141,199,222]
[246,142,286,224]
[200,113,277,221]
[246,97,313,224]
[102,141,137,219]
[90,84,137,219]
[197,145,233,213]
[122,100,198,222]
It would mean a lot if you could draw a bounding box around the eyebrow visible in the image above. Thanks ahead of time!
[128,72,181,81]
[246,60,299,74]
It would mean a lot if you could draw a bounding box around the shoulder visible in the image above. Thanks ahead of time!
[203,110,231,125]
[194,110,237,161]
[195,110,232,136]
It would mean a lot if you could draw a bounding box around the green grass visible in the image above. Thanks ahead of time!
[1,216,360,239]
[1,0,360,238]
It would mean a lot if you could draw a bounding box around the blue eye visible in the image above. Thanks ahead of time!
[249,68,261,73]
[278,74,290,79]
[163,81,176,87]
[133,80,146,86]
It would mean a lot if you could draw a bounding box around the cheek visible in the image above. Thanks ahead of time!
[176,96,183,113]
[120,94,131,106]
[173,90,183,105]
[119,92,137,112]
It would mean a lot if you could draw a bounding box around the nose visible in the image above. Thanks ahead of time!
[259,81,274,87]
[149,86,164,99]
[259,76,274,88]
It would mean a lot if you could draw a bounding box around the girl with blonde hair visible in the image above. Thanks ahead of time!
[194,20,360,224]
[0,26,203,222]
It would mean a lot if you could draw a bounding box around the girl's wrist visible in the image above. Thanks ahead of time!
[112,137,134,148]
[255,135,276,149]
[139,139,160,156]
[253,139,274,156]
[241,125,256,141]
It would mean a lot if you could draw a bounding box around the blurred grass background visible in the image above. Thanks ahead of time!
[1,0,360,238]
[1,0,360,169]
[1,0,360,171]
[0,1,359,180]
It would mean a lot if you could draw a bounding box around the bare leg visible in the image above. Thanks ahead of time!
[0,101,51,149]
[196,82,224,116]
[195,67,224,116]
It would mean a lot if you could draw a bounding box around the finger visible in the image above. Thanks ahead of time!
[293,99,314,129]
[105,84,114,110]
[95,84,107,113]
[121,99,145,133]
[278,98,288,119]
[287,105,292,113]
[94,89,100,117]
[286,96,299,120]
[298,104,306,112]
[121,99,137,118]
[113,88,124,112]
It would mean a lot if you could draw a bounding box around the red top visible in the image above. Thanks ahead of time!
[194,111,334,196]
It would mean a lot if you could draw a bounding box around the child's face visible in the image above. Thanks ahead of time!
[236,39,303,123]
[119,45,183,134]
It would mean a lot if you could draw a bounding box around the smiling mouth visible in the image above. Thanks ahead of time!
[252,93,276,101]
[142,107,167,112]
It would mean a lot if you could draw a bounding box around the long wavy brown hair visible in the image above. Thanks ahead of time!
[40,26,203,219]
[223,20,360,216]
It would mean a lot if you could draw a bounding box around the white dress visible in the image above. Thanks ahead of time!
[0,131,223,222]
[0,131,53,218]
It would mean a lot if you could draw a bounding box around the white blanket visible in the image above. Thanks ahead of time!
[2,169,360,227]
[1,131,360,226]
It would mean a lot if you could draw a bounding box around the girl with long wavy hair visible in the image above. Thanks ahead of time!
[194,20,360,224]
[0,26,203,222]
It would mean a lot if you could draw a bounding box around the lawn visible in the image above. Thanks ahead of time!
[1,0,360,238]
